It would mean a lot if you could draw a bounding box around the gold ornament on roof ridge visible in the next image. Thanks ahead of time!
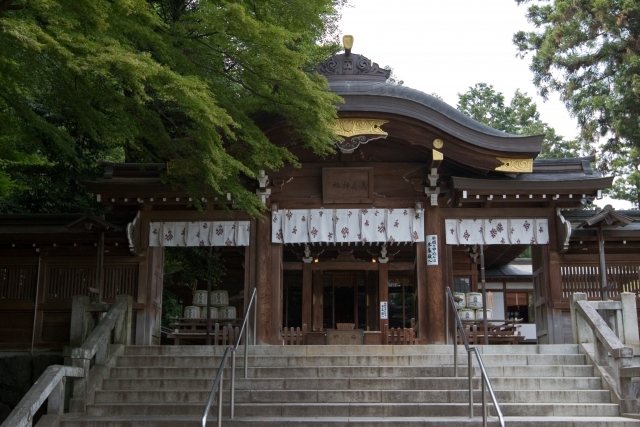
[432,149,444,161]
[331,118,388,138]
[343,35,354,51]
[495,157,533,173]
[433,139,444,149]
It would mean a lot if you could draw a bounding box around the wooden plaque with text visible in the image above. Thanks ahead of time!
[322,167,374,204]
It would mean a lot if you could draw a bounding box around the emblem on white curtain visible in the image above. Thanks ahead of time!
[149,221,250,247]
[272,208,424,244]
[444,218,550,245]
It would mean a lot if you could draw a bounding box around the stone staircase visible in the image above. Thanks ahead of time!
[59,344,640,426]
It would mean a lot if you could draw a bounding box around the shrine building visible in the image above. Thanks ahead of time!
[3,38,639,350]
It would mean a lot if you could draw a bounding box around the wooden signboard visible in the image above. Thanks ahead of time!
[322,167,374,204]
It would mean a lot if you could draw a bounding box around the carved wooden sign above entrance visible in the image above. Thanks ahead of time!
[330,118,388,153]
[323,167,374,204]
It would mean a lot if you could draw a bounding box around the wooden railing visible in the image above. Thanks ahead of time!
[169,321,240,345]
[384,325,416,345]
[561,264,640,300]
[0,265,38,299]
[47,265,139,300]
[283,324,307,345]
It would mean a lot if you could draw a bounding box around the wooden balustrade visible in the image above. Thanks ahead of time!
[169,320,240,345]
[561,264,640,300]
[282,324,307,345]
[384,325,416,345]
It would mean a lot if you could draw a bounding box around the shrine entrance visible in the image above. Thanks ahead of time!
[321,271,375,331]
[282,242,418,343]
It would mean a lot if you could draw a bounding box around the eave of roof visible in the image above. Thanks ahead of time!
[329,81,544,154]
[451,176,613,192]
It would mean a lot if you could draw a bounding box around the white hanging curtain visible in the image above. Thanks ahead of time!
[149,221,250,247]
[444,218,550,245]
[272,208,425,244]
[359,208,386,243]
[309,208,335,243]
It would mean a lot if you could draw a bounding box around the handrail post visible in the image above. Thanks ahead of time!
[454,322,458,377]
[253,289,257,345]
[445,292,450,345]
[202,288,258,427]
[446,287,504,427]
[217,368,223,427]
[482,372,487,427]
[468,349,474,418]
[230,350,236,419]
[244,329,249,379]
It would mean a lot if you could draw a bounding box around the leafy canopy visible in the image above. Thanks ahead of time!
[456,83,590,159]
[513,0,640,205]
[0,0,344,215]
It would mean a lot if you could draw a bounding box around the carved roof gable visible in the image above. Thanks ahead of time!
[314,36,391,82]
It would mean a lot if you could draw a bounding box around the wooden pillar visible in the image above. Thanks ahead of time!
[366,272,379,331]
[135,217,150,345]
[378,263,389,333]
[312,271,323,331]
[302,264,312,331]
[149,247,164,345]
[136,246,163,345]
[270,241,282,344]
[255,214,272,344]
[444,244,454,343]
[532,244,564,344]
[415,240,428,340]
[425,206,445,343]
[548,249,565,343]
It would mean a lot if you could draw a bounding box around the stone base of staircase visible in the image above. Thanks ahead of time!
[58,344,640,426]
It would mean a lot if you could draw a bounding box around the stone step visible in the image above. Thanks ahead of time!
[93,388,611,404]
[122,344,581,357]
[102,374,602,391]
[84,402,621,418]
[115,354,586,368]
[107,365,594,380]
[58,415,640,427]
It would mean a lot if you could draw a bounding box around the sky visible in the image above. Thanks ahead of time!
[337,0,633,209]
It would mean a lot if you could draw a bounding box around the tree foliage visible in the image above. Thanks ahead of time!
[513,0,640,203]
[609,146,640,206]
[0,0,344,215]
[456,83,590,159]
[164,246,226,289]
[383,65,404,85]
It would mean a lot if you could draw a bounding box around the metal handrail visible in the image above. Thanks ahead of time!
[446,286,505,427]
[201,287,258,427]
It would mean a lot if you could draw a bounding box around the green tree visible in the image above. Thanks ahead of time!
[0,0,344,215]
[609,146,640,207]
[456,83,590,159]
[513,0,640,198]
[383,65,404,85]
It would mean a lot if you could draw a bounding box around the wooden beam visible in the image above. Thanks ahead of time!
[283,261,414,271]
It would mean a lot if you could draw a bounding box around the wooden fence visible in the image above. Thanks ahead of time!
[561,264,640,300]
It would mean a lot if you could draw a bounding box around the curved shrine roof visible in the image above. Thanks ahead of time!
[329,80,543,154]
[315,48,543,155]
